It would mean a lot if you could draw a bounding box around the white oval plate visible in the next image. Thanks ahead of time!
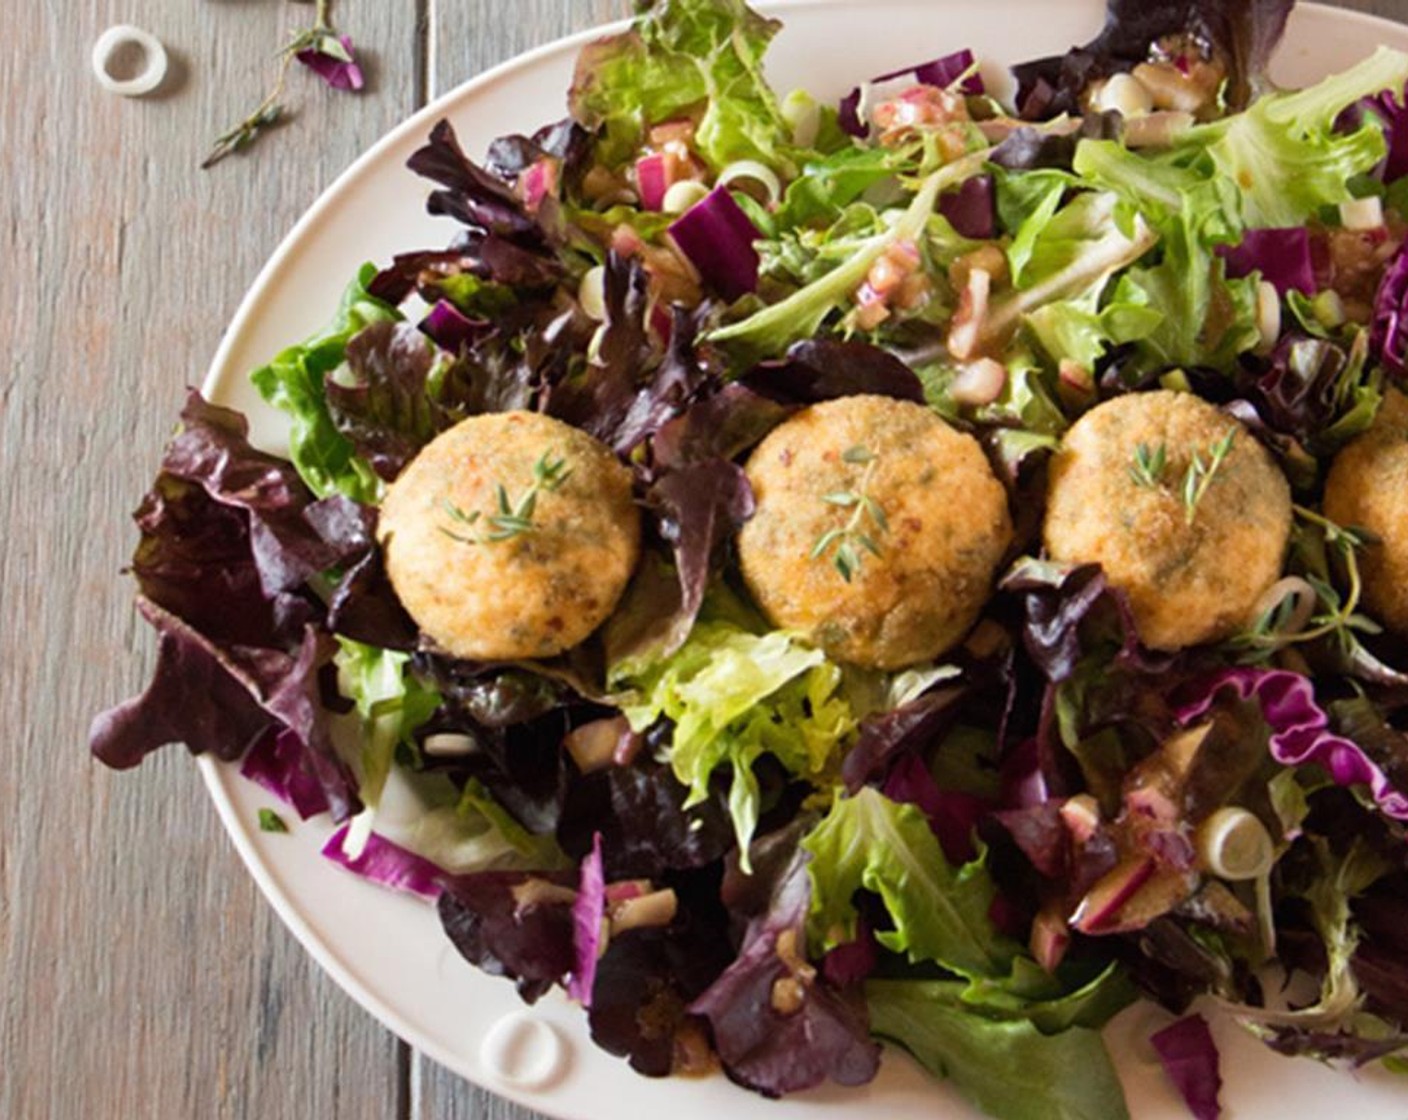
[199,3,1408,1118]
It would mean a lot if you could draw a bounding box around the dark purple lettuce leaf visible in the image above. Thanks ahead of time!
[990,111,1124,172]
[437,871,578,1002]
[649,459,755,622]
[325,321,441,481]
[484,117,592,197]
[327,317,560,486]
[1012,0,1293,120]
[161,391,373,601]
[993,800,1072,880]
[90,597,279,769]
[689,830,881,1097]
[367,119,564,306]
[667,187,761,301]
[1241,333,1367,450]
[1151,1014,1223,1120]
[650,383,792,470]
[93,393,367,820]
[882,752,987,865]
[1176,669,1408,821]
[605,460,756,669]
[821,914,880,987]
[838,49,985,137]
[1353,876,1408,1022]
[367,249,472,307]
[240,727,332,819]
[588,921,731,1077]
[1372,246,1408,376]
[325,547,420,651]
[743,338,925,405]
[939,174,997,240]
[130,474,313,648]
[568,832,607,1005]
[1342,89,1408,184]
[1218,228,1315,296]
[91,599,361,820]
[322,823,445,899]
[999,559,1150,684]
[841,684,967,791]
[557,761,735,879]
[415,679,572,835]
[547,254,714,454]
[409,118,551,246]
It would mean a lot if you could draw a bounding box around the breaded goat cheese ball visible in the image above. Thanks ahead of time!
[1044,391,1292,651]
[738,395,1013,670]
[378,411,640,660]
[1324,388,1408,636]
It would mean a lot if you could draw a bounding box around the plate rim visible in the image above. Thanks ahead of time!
[194,2,1408,1116]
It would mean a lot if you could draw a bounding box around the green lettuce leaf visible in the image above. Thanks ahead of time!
[250,264,401,503]
[867,980,1131,1120]
[568,0,791,172]
[802,787,1016,978]
[373,774,569,874]
[615,620,854,865]
[710,156,981,364]
[1025,283,1163,371]
[1181,47,1408,228]
[1111,196,1260,372]
[334,638,440,859]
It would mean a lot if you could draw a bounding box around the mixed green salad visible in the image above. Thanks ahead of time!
[93,1,1408,1117]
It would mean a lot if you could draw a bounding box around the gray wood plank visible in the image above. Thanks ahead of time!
[1,2,422,1118]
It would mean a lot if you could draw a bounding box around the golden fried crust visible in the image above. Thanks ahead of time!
[1044,390,1292,651]
[378,411,641,660]
[1324,388,1408,636]
[738,395,1013,669]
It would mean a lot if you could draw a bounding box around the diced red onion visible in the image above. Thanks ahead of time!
[839,49,984,137]
[520,158,558,212]
[938,175,996,240]
[667,187,760,301]
[635,152,670,211]
[1217,228,1315,297]
[419,299,485,352]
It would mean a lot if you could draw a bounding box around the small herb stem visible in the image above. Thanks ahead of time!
[811,447,888,582]
[439,451,573,546]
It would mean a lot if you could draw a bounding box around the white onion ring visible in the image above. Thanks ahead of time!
[1252,575,1318,638]
[91,24,168,97]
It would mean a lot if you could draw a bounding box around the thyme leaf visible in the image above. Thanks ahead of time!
[1128,442,1168,489]
[811,446,889,582]
[1182,429,1236,524]
[439,450,573,546]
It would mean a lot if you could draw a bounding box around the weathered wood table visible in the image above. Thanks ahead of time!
[4,1,1405,1117]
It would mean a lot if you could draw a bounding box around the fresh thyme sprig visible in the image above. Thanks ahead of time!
[1128,442,1168,490]
[810,445,889,582]
[1228,505,1379,661]
[202,0,358,170]
[1125,430,1236,524]
[1182,429,1236,524]
[439,451,573,546]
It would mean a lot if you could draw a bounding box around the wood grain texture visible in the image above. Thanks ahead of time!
[3,2,1406,1120]
[2,3,421,1119]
